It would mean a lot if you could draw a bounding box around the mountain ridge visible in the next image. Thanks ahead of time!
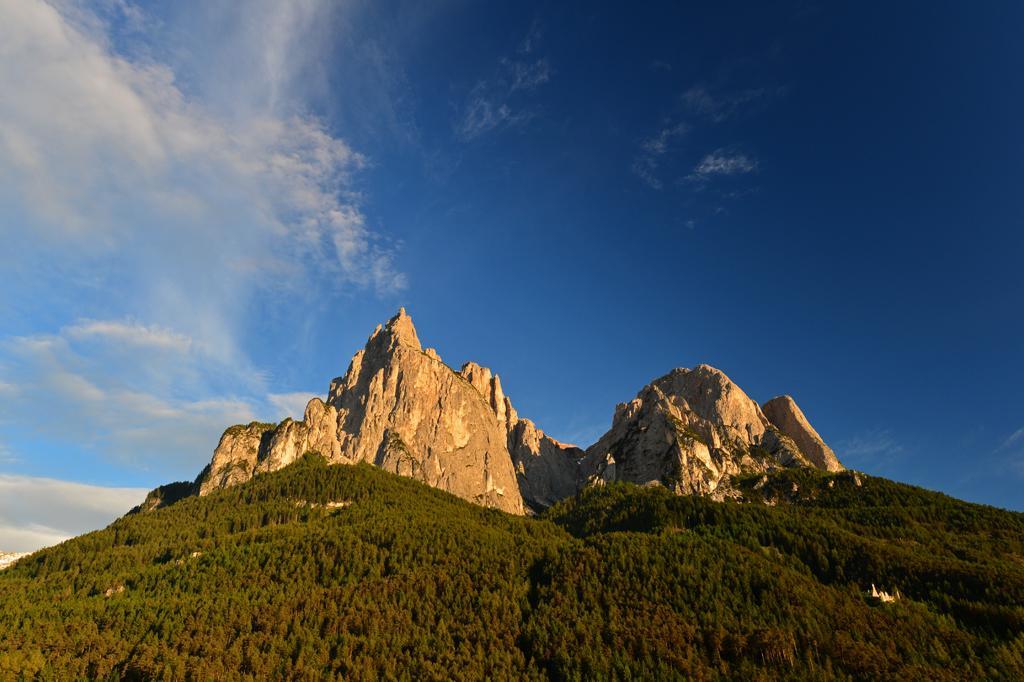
[141,309,843,514]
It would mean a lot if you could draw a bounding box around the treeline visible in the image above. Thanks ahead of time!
[1,454,1022,679]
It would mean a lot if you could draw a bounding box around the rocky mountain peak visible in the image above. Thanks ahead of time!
[367,306,422,354]
[654,365,771,433]
[460,362,513,429]
[582,364,826,498]
[196,308,524,514]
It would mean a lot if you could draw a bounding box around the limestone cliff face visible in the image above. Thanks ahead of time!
[197,422,276,496]
[459,361,584,511]
[762,395,844,472]
[580,365,816,498]
[195,309,524,514]
[507,420,583,511]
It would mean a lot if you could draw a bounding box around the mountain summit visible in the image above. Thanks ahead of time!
[582,365,824,496]
[164,310,842,513]
[195,308,525,514]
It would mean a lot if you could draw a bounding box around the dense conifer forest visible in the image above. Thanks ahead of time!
[1,454,1022,680]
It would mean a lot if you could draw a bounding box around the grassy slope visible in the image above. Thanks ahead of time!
[1,455,1022,680]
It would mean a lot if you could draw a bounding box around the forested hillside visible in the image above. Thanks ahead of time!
[1,454,1022,680]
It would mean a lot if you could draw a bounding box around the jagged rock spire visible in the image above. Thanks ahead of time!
[367,307,421,353]
[197,306,524,515]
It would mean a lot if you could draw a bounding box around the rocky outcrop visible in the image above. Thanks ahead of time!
[196,422,276,496]
[253,399,343,476]
[195,309,524,514]
[128,480,195,514]
[580,365,814,498]
[762,395,844,472]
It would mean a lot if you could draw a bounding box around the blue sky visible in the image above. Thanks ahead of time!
[1,1,1022,550]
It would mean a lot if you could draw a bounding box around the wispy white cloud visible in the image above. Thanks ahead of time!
[518,18,544,55]
[458,90,538,141]
[0,474,147,553]
[0,321,262,474]
[681,85,776,122]
[641,122,690,157]
[836,429,905,461]
[508,58,551,93]
[632,121,689,189]
[998,427,1024,451]
[679,87,769,193]
[997,427,1024,478]
[632,82,778,192]
[0,0,404,362]
[689,149,758,179]
[0,524,71,557]
[456,25,552,141]
[65,319,194,352]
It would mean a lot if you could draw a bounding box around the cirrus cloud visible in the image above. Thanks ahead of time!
[632,121,690,189]
[0,322,261,472]
[0,0,404,362]
[456,23,553,141]
[691,149,759,178]
[64,320,194,352]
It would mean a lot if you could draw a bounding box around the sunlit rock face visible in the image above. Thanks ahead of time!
[459,360,584,512]
[186,311,842,515]
[197,422,276,496]
[198,309,524,514]
[762,395,844,472]
[580,365,825,498]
